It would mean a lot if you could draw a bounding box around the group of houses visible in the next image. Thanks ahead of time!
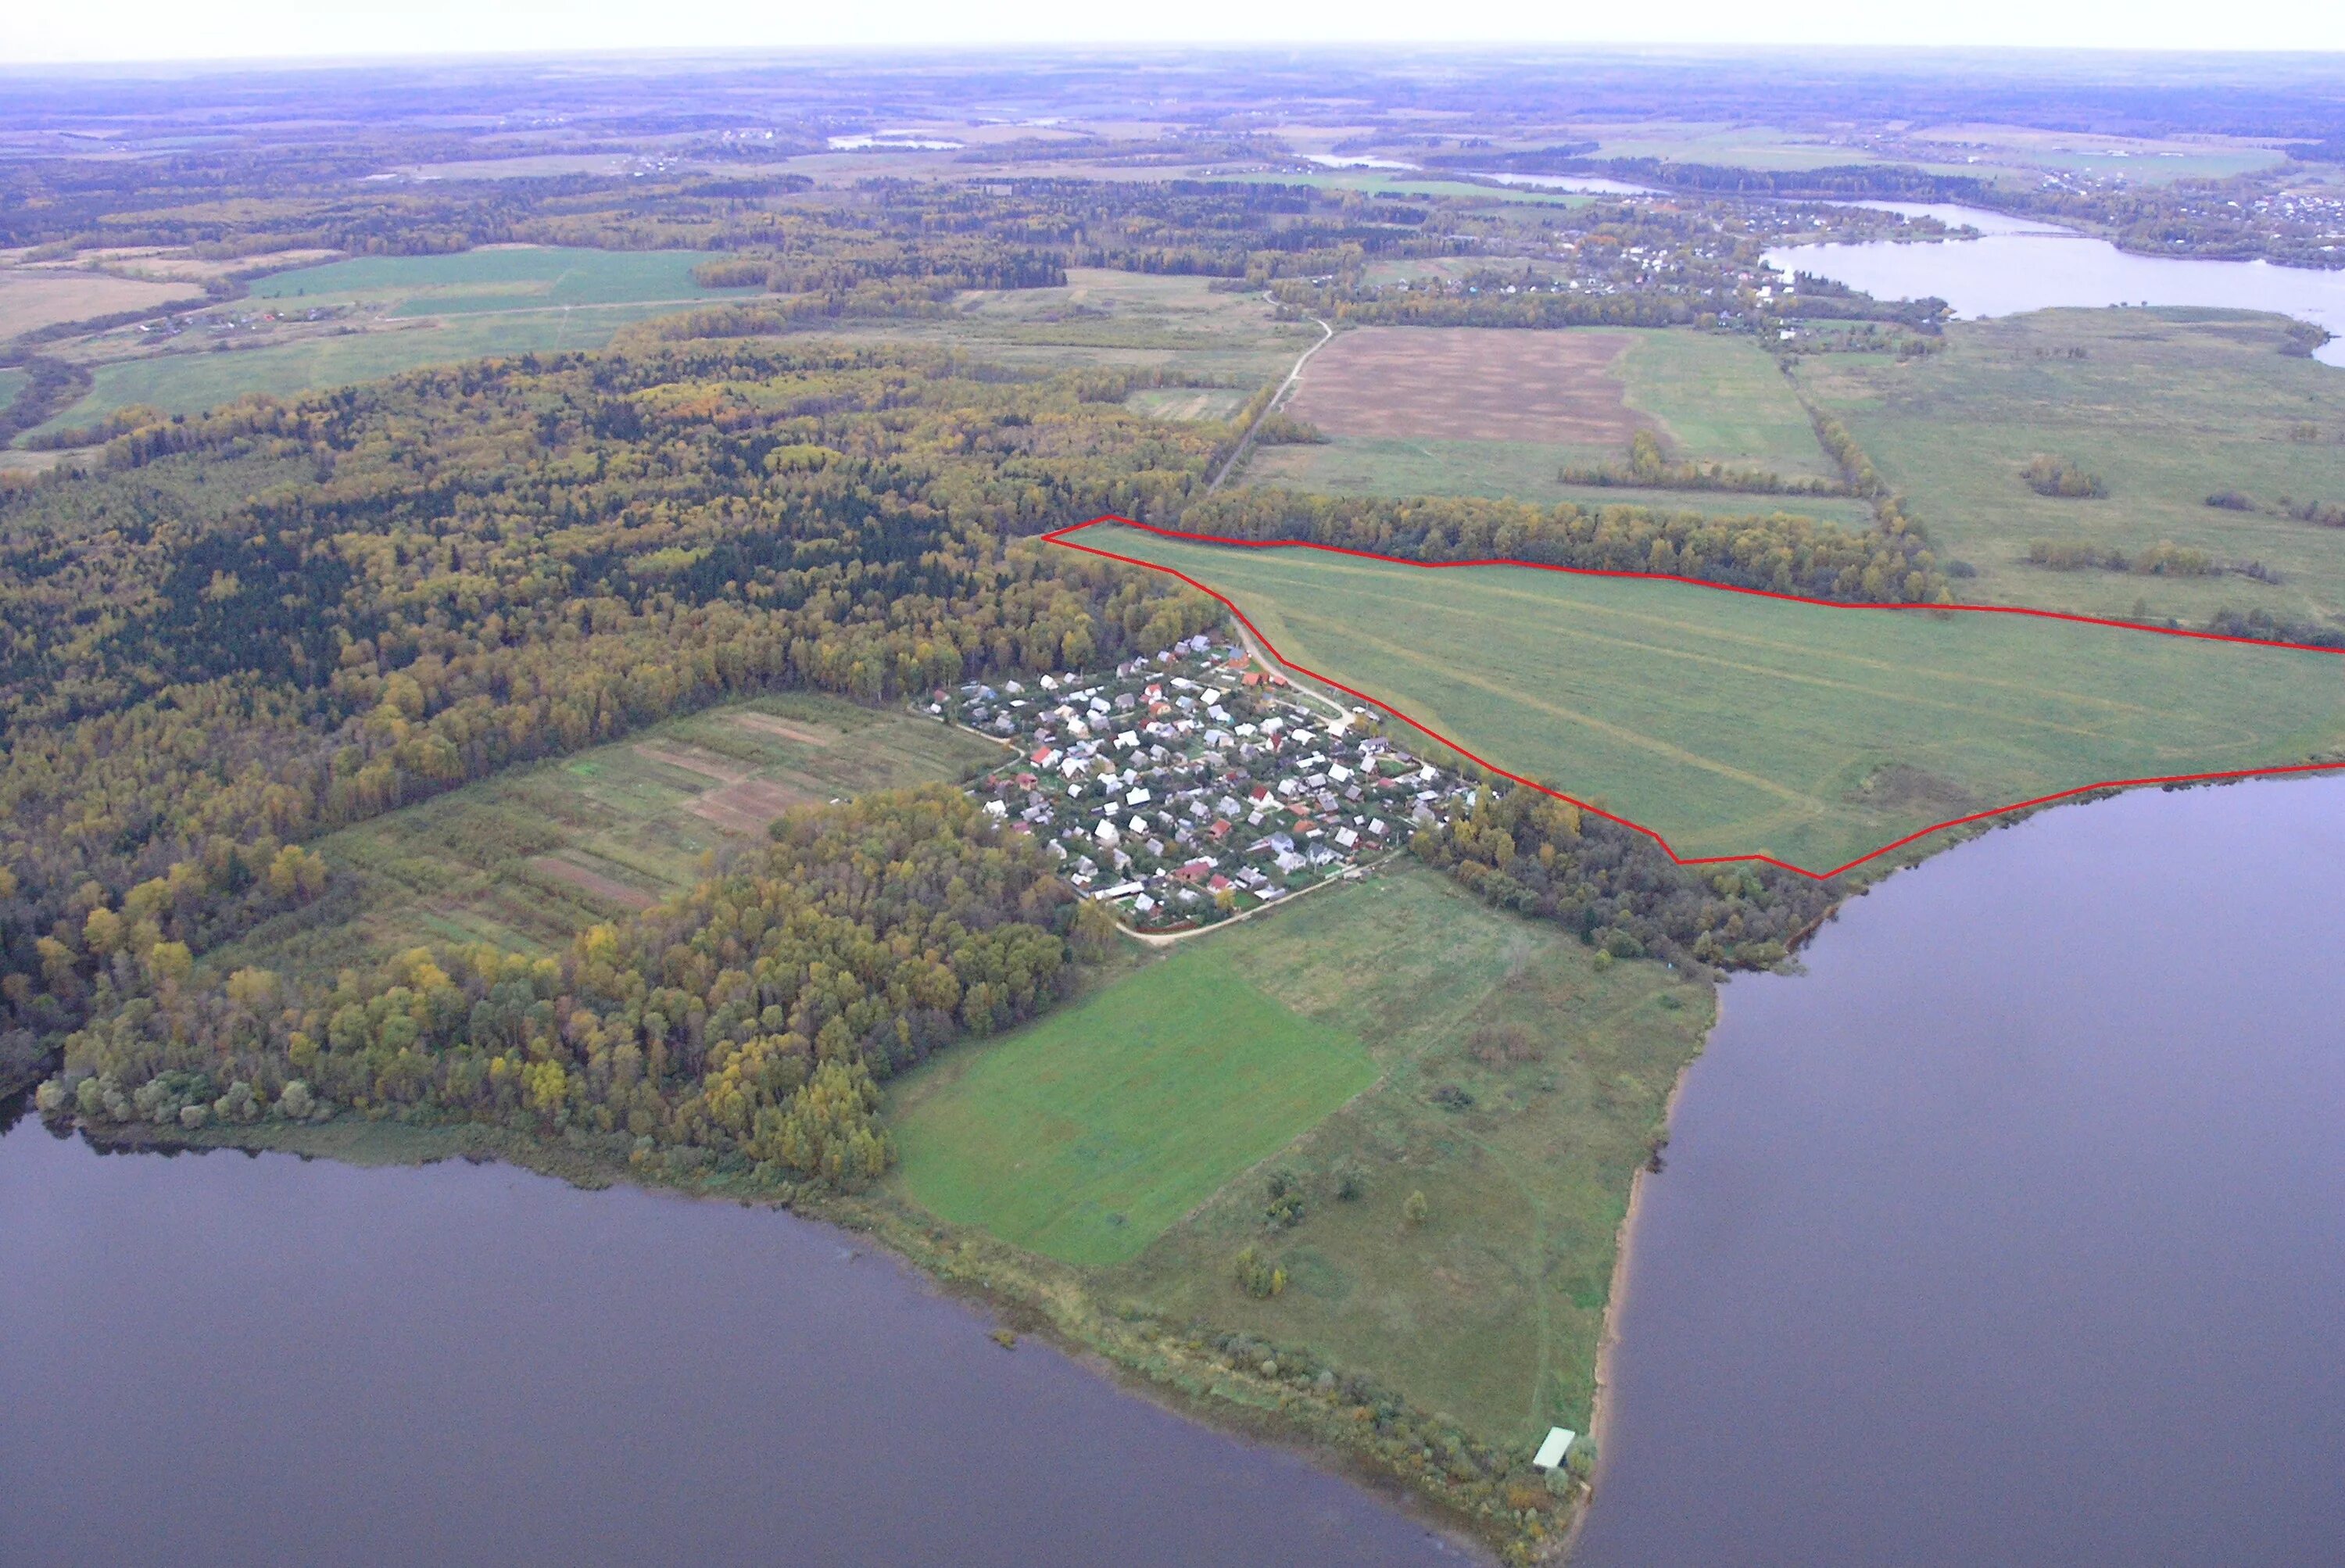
[942,636,1473,934]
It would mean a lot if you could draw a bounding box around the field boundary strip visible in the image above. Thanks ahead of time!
[1042,514,2345,881]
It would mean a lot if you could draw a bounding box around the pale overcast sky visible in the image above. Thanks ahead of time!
[4,0,2343,66]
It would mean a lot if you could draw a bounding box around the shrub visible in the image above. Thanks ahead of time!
[2021,453,2107,499]
[1262,1168,1307,1229]
[2132,542,2216,577]
[2206,489,2258,511]
[1233,1246,1287,1298]
[1331,1158,1366,1201]
[2026,539,2128,571]
[1402,1189,1430,1227]
[1250,412,1326,446]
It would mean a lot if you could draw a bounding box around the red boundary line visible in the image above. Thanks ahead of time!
[1041,514,2345,882]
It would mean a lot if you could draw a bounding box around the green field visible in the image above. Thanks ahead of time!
[823,268,1315,385]
[1616,331,1838,477]
[893,945,1379,1266]
[1575,120,1881,173]
[1248,437,1878,526]
[1797,309,2345,628]
[1091,522,2345,872]
[212,694,1001,976]
[32,310,682,435]
[892,867,1710,1445]
[35,267,1304,442]
[1124,385,1252,421]
[27,247,735,439]
[248,245,730,317]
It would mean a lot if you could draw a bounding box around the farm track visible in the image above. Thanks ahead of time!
[1206,309,1332,492]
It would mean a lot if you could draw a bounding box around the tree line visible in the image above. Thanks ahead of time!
[38,787,1124,1188]
[1178,488,1951,603]
[1412,786,1838,971]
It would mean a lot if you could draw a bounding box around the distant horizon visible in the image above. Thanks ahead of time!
[7,1,2345,68]
[10,41,2345,73]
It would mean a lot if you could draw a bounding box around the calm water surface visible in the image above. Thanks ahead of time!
[1771,213,2345,366]
[1577,778,2345,1566]
[0,1122,1468,1567]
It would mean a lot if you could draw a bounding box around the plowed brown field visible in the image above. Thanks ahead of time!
[1283,328,1650,443]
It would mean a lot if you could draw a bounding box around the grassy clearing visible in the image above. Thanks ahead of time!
[1119,869,1708,1448]
[247,245,729,316]
[1125,385,1252,421]
[892,943,1379,1266]
[33,310,681,433]
[1574,120,1870,171]
[212,694,1001,976]
[38,269,1301,439]
[822,269,1314,385]
[25,248,732,436]
[1796,308,2345,628]
[893,866,1710,1448]
[1899,125,2284,185]
[1093,522,2345,872]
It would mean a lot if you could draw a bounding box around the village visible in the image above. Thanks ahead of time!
[941,635,1477,934]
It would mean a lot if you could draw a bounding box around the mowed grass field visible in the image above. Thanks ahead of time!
[824,268,1316,386]
[1248,325,1838,504]
[34,311,676,435]
[1090,523,2345,872]
[1616,330,1839,478]
[211,694,1001,977]
[1796,308,2345,627]
[28,247,732,438]
[1244,435,1880,525]
[892,945,1379,1266]
[247,245,731,316]
[891,868,1712,1447]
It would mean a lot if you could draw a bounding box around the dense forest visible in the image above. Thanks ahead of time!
[0,339,1227,1083]
[1412,786,1838,970]
[41,786,1119,1187]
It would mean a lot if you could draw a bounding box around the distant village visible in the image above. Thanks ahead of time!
[939,636,1476,934]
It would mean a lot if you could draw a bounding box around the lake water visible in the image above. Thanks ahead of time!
[1770,210,2345,366]
[0,1118,1468,1567]
[1576,777,2345,1566]
[1824,201,2071,236]
[1473,172,1663,196]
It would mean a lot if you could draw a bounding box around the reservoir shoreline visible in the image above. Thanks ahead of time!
[32,1104,1510,1563]
[1573,772,2345,1564]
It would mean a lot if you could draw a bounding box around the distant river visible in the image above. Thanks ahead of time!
[1576,777,2345,1566]
[0,1118,1468,1566]
[1770,209,2345,366]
